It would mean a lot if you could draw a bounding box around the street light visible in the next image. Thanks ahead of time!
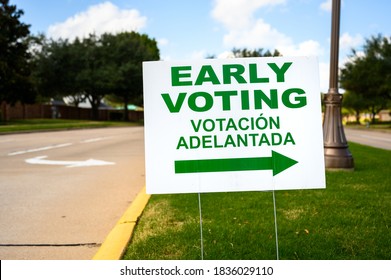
[323,0,354,169]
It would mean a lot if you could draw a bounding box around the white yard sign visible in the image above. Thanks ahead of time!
[143,57,325,194]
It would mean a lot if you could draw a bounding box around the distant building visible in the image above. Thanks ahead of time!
[378,110,391,122]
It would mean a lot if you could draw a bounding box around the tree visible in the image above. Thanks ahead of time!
[232,48,281,57]
[34,34,110,119]
[32,32,159,120]
[101,32,159,120]
[0,0,35,106]
[32,37,80,101]
[340,34,391,123]
[75,34,114,120]
[342,90,367,123]
[206,48,281,59]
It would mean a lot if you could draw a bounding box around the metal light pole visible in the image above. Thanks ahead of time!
[323,0,354,169]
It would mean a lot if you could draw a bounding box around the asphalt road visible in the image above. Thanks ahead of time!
[0,127,145,260]
[344,128,391,150]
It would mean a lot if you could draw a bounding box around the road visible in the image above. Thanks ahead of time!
[344,128,391,150]
[0,127,145,260]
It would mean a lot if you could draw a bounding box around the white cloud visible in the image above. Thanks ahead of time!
[47,1,147,40]
[158,38,169,47]
[339,32,363,51]
[212,0,324,57]
[217,51,235,59]
[212,0,290,50]
[190,50,208,60]
[212,0,286,30]
[212,0,327,90]
[278,40,324,57]
[222,18,292,49]
[320,0,332,12]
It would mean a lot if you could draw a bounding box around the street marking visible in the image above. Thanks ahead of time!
[8,143,73,156]
[80,137,109,143]
[25,155,115,168]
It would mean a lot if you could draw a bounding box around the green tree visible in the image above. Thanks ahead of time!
[75,34,113,120]
[32,35,105,119]
[0,0,35,106]
[342,90,367,123]
[101,32,159,120]
[32,37,80,101]
[206,48,281,59]
[340,34,391,123]
[32,32,159,120]
[232,48,281,57]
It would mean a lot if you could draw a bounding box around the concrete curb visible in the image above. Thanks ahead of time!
[92,186,151,260]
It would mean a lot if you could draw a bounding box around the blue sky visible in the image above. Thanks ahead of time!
[10,0,390,92]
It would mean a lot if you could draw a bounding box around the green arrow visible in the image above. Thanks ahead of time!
[175,151,298,176]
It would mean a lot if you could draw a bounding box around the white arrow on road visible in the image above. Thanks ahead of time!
[25,156,115,168]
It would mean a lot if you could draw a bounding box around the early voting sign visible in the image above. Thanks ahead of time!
[143,57,325,194]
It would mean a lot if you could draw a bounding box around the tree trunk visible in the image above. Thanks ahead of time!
[91,103,100,120]
[371,113,375,123]
[87,95,101,120]
[355,110,360,123]
[123,97,129,122]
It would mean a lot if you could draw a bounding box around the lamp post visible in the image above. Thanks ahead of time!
[323,0,354,169]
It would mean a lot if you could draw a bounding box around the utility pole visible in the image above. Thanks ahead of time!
[323,0,354,169]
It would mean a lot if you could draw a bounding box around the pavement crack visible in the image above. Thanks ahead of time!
[0,243,101,247]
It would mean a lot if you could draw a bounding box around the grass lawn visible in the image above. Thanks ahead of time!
[0,119,141,133]
[124,142,391,260]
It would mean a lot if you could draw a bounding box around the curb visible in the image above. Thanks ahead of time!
[92,186,151,260]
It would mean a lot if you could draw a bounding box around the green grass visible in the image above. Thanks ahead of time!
[123,142,391,260]
[0,119,141,133]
